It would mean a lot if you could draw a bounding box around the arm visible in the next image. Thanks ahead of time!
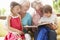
[47,16,57,30]
[28,16,32,26]
[52,16,57,30]
[18,15,23,30]
[8,16,23,34]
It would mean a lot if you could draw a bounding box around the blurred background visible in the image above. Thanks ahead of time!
[0,0,60,40]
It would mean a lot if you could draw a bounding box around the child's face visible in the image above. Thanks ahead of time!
[43,12,51,17]
[12,5,21,15]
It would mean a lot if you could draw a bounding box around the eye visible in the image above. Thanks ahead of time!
[16,8,19,10]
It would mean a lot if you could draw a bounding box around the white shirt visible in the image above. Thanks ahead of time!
[39,13,57,25]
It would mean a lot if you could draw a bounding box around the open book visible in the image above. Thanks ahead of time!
[38,22,51,26]
[24,26,37,28]
[24,23,51,28]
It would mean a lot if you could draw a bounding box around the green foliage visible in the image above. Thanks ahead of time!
[53,0,60,13]
[0,8,6,16]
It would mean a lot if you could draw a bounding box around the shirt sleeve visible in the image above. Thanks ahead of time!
[26,13,32,26]
[28,16,32,26]
[54,15,57,25]
[50,13,57,28]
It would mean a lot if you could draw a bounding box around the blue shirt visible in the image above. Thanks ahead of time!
[22,13,32,26]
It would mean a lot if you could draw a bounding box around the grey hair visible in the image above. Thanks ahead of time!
[20,0,30,6]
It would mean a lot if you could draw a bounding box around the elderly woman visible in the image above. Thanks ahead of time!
[32,1,43,26]
[31,1,43,40]
[19,1,32,40]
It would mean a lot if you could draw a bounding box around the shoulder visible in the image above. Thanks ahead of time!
[18,15,21,19]
[40,17,45,20]
[27,7,35,16]
[7,15,12,22]
[32,11,37,17]
[50,13,57,21]
[51,13,57,18]
[8,15,11,19]
[26,13,32,18]
[26,13,31,16]
[8,14,13,19]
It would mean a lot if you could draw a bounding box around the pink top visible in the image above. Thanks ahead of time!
[32,13,40,26]
[10,16,23,31]
[32,10,43,26]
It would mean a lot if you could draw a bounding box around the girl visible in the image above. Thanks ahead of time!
[7,2,25,40]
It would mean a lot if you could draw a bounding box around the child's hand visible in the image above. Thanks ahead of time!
[18,38,22,40]
[51,24,57,30]
[47,23,57,30]
[19,31,24,35]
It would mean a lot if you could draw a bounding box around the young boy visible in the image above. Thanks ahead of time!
[39,5,57,40]
[39,5,57,30]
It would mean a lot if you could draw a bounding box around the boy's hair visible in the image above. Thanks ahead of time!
[10,1,21,9]
[43,5,52,14]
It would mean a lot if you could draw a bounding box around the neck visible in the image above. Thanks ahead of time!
[12,13,18,17]
[21,12,26,19]
[36,10,41,15]
[47,16,51,18]
[36,9,43,17]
